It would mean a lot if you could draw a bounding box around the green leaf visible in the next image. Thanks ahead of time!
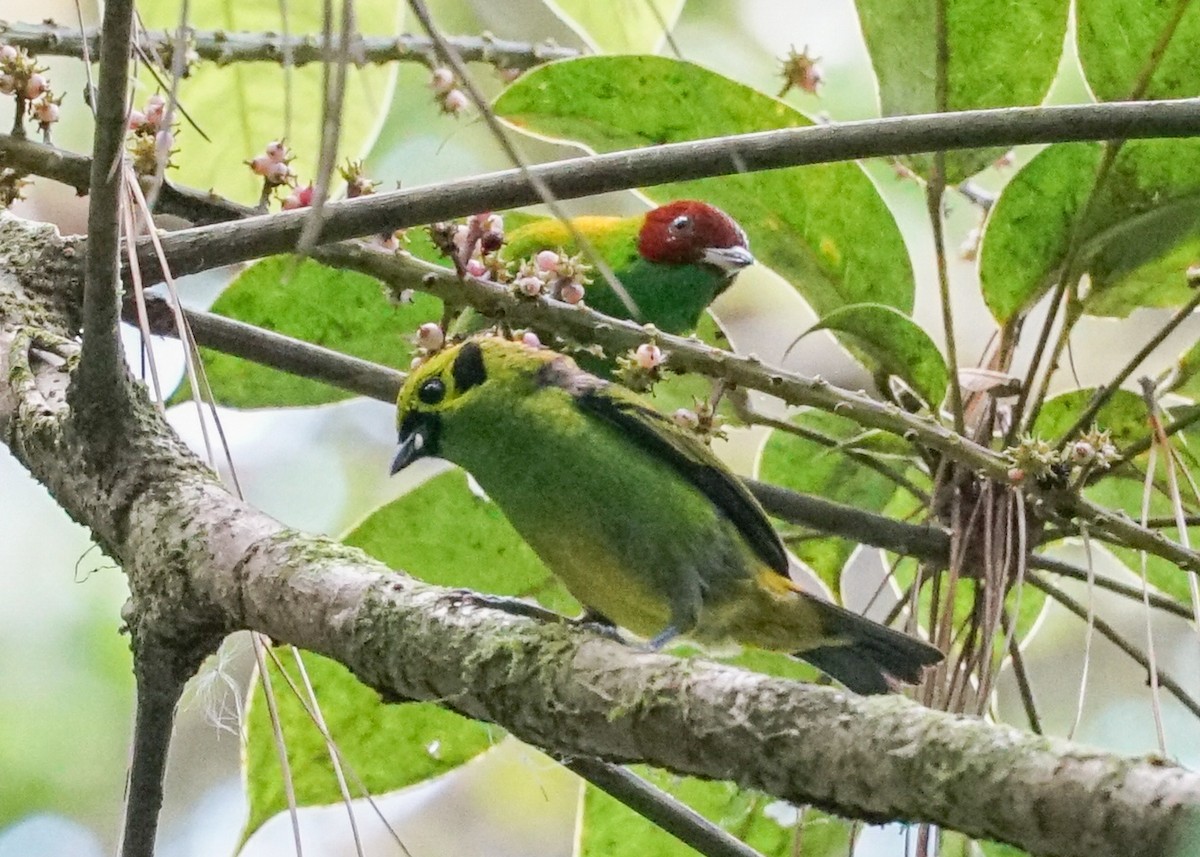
[243,469,574,839]
[756,410,907,593]
[804,303,950,408]
[542,0,686,54]
[1165,338,1200,400]
[1082,478,1200,608]
[495,55,914,315]
[580,767,850,857]
[137,1,401,205]
[856,0,1068,180]
[980,140,1200,322]
[1032,388,1146,448]
[979,143,1100,323]
[242,651,495,842]
[178,256,441,408]
[1077,0,1200,101]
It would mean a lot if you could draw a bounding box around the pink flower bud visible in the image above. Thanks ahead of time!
[429,67,455,94]
[465,258,487,277]
[0,45,17,62]
[559,281,585,305]
[24,73,47,100]
[127,109,146,129]
[517,276,543,297]
[673,408,699,429]
[442,89,469,114]
[34,99,59,125]
[535,250,560,272]
[417,322,445,352]
[281,183,314,210]
[266,161,294,184]
[1007,467,1025,484]
[519,331,541,348]
[479,230,504,254]
[144,94,166,124]
[248,154,273,177]
[635,343,663,370]
[155,129,174,152]
[451,224,472,257]
[265,140,288,163]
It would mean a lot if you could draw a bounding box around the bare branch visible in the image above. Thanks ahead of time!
[132,99,1200,283]
[74,0,135,413]
[0,20,578,71]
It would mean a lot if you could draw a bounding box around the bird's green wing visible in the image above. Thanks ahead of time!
[544,360,789,575]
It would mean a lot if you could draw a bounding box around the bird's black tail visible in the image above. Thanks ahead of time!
[797,596,943,695]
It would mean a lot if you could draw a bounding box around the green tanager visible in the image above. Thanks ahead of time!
[390,337,942,693]
[454,200,754,337]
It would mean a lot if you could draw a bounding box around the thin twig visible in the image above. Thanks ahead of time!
[1028,573,1200,722]
[1030,554,1193,620]
[563,758,768,857]
[0,20,578,70]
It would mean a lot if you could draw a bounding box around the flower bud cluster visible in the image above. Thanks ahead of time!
[511,248,593,304]
[429,67,469,115]
[615,343,668,392]
[1005,426,1119,486]
[431,212,508,280]
[126,93,178,175]
[0,44,61,141]
[673,397,726,445]
[778,45,823,97]
[248,139,297,189]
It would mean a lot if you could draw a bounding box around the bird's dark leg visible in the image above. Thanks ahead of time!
[575,608,624,642]
[442,591,624,642]
[442,589,566,624]
[643,626,682,651]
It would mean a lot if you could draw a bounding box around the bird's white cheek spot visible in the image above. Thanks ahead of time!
[413,434,425,452]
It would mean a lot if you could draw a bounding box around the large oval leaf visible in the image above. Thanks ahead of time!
[1077,0,1200,101]
[494,55,914,315]
[138,0,401,204]
[855,0,1068,181]
[1032,387,1147,448]
[178,256,441,408]
[243,470,573,839]
[543,0,686,53]
[805,303,949,408]
[980,140,1200,322]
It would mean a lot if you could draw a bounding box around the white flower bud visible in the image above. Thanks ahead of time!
[417,322,445,352]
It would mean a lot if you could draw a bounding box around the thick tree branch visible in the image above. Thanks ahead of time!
[2,212,1200,857]
[0,20,578,71]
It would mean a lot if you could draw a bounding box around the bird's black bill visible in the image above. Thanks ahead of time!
[390,412,439,475]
